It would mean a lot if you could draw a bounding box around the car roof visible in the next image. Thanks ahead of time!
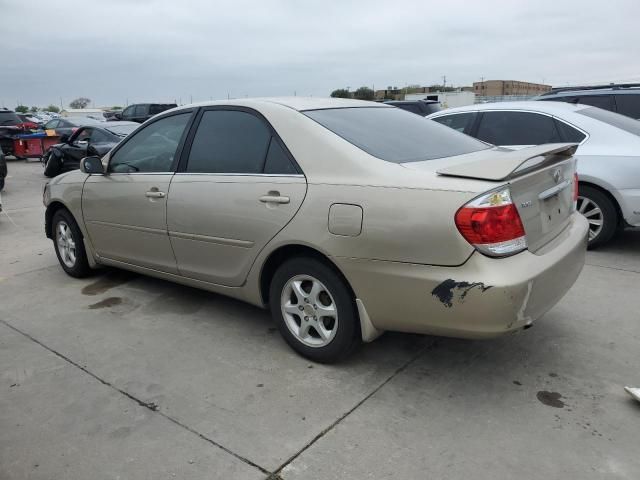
[429,101,591,116]
[384,100,439,105]
[182,97,388,112]
[60,116,105,125]
[542,88,640,97]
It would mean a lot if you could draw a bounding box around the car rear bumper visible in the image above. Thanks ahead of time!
[334,212,589,339]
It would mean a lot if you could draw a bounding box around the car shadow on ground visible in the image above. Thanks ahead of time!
[77,265,558,375]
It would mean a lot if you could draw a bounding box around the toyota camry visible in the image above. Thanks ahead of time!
[43,98,588,362]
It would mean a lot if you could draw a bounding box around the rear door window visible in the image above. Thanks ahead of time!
[263,138,298,175]
[476,111,561,146]
[554,120,586,143]
[575,95,614,111]
[614,95,640,119]
[431,113,477,134]
[185,110,271,174]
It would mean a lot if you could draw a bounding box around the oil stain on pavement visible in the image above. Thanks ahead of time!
[537,390,566,408]
[88,297,123,309]
[82,271,134,296]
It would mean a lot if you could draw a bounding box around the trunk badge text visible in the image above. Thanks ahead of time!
[520,200,532,208]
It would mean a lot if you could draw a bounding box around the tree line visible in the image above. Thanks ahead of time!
[330,87,375,101]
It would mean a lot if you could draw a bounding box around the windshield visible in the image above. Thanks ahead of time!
[107,124,138,136]
[304,107,489,163]
[0,111,22,126]
[578,107,640,136]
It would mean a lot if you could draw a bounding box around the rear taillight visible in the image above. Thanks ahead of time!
[455,187,527,257]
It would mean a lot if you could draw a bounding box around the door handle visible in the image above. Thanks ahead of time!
[145,190,166,198]
[259,194,290,204]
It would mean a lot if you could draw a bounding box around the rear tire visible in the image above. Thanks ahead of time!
[52,209,92,278]
[577,185,618,249]
[269,256,360,363]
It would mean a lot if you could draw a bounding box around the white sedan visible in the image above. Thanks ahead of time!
[427,101,640,247]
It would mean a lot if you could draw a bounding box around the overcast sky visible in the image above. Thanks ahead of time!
[2,0,639,108]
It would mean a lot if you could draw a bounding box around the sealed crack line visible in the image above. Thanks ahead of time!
[584,262,640,275]
[274,339,438,475]
[0,318,271,476]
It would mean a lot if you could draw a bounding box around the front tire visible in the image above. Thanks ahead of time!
[52,209,91,277]
[577,185,618,249]
[269,257,360,363]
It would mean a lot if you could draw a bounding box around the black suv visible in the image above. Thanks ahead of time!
[116,103,178,123]
[537,84,640,120]
[0,109,24,156]
[383,99,441,116]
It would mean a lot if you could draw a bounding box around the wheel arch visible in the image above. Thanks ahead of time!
[45,200,72,239]
[258,243,356,306]
[578,180,624,227]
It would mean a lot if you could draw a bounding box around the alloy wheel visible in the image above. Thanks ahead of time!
[281,274,338,348]
[56,221,77,268]
[577,195,604,242]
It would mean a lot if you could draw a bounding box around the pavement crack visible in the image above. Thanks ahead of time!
[0,318,271,476]
[585,262,640,275]
[274,339,438,475]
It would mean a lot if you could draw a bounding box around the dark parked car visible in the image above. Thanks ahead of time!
[383,99,441,116]
[537,84,640,120]
[0,109,25,156]
[43,122,138,177]
[116,103,177,123]
[103,110,122,121]
[42,116,105,137]
[0,146,6,191]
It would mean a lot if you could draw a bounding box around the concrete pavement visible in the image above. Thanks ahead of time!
[1,160,639,479]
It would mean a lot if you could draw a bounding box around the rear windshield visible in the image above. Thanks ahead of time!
[0,111,22,126]
[304,107,488,163]
[578,107,640,136]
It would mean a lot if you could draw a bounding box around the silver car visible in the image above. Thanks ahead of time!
[427,101,640,247]
[44,98,588,362]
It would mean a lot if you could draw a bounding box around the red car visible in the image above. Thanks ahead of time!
[17,114,41,130]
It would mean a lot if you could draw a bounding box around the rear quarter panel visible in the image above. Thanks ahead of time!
[258,183,477,266]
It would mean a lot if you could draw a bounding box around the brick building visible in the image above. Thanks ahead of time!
[473,80,552,96]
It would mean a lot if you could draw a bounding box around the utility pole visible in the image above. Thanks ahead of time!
[442,75,446,89]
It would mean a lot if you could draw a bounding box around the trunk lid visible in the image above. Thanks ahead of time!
[434,143,578,253]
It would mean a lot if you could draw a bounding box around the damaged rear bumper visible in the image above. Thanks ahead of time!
[334,213,588,339]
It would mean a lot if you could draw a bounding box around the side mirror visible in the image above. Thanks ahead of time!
[59,133,70,143]
[80,156,105,175]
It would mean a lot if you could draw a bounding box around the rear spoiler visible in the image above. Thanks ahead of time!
[437,143,578,181]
